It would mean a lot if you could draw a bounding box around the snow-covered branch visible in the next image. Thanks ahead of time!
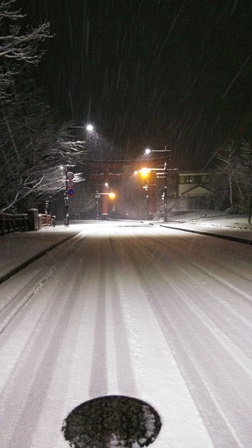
[216,140,252,212]
[0,84,88,212]
[0,0,52,100]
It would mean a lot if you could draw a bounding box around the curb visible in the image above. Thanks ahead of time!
[160,225,252,245]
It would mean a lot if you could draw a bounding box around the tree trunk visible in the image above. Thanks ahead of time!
[229,173,233,208]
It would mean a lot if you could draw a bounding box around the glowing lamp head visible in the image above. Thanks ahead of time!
[139,167,151,178]
[109,192,116,199]
[86,124,94,132]
[145,148,151,155]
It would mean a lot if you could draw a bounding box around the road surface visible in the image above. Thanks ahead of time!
[1,221,252,447]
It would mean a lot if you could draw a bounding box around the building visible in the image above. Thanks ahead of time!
[175,170,214,211]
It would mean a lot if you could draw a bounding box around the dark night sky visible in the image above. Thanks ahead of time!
[19,0,252,169]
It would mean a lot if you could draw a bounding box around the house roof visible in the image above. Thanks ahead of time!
[181,184,211,196]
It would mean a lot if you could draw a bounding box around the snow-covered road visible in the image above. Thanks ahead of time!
[1,221,252,447]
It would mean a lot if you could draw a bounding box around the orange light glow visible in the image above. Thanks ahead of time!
[139,168,151,178]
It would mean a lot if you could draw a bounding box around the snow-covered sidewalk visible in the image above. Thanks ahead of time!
[162,213,252,243]
[0,224,83,282]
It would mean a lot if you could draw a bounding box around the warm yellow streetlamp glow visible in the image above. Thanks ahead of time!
[108,192,116,199]
[139,167,151,178]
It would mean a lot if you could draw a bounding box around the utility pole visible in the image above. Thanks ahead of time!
[64,167,75,226]
[142,146,179,222]
[143,181,150,220]
[164,162,168,223]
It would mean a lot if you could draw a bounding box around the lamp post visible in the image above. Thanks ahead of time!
[138,168,151,220]
[164,161,168,223]
[142,146,178,222]
[64,166,75,226]
[143,182,150,220]
[70,123,94,132]
[144,146,171,156]
[144,146,171,222]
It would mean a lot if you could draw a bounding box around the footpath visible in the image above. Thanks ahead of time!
[0,224,82,283]
[160,213,252,245]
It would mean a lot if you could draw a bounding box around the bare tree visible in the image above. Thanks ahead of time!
[0,1,89,212]
[0,0,51,100]
[209,172,229,211]
[216,140,252,216]
[0,82,87,212]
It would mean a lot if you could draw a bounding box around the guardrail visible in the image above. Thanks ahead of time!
[0,212,29,236]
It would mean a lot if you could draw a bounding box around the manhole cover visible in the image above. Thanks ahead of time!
[62,395,161,447]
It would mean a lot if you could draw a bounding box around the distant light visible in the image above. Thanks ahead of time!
[139,167,151,178]
[109,192,116,199]
[145,148,151,155]
[86,124,94,132]
[105,182,109,187]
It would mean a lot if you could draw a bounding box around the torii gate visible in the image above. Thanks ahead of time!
[88,159,158,219]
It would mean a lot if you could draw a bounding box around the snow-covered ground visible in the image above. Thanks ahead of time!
[163,212,252,242]
[1,213,251,282]
[0,215,252,447]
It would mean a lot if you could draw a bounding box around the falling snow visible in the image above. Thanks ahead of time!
[19,0,252,169]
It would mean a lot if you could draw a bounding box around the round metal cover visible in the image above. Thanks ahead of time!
[62,395,162,447]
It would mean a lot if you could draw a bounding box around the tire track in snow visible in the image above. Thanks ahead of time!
[157,261,252,360]
[135,279,242,446]
[109,237,137,395]
[0,270,71,391]
[88,235,137,398]
[0,264,59,334]
[0,233,88,336]
[88,267,108,398]
[138,237,252,359]
[0,266,83,448]
[87,237,112,398]
[124,239,252,447]
[140,232,252,301]
[146,238,252,362]
[137,234,252,346]
[110,233,216,447]
[0,233,95,447]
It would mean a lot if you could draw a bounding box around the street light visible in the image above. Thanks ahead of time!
[70,123,94,132]
[135,168,153,220]
[144,146,171,156]
[86,124,94,132]
[139,167,151,178]
[142,146,178,222]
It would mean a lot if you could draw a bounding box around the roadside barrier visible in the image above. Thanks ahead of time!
[0,212,29,235]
